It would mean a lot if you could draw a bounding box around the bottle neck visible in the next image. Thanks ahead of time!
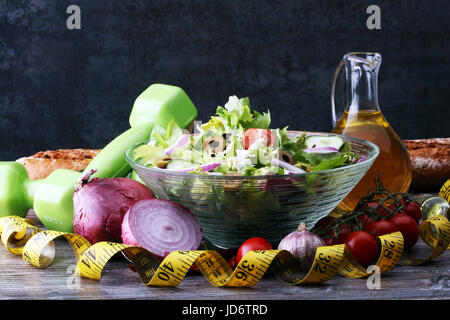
[345,62,380,113]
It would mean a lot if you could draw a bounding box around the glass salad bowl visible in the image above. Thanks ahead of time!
[125,132,379,249]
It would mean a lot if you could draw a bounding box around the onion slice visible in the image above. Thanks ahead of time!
[164,134,190,155]
[121,199,202,258]
[357,155,367,163]
[167,162,222,173]
[302,147,339,153]
[271,158,306,174]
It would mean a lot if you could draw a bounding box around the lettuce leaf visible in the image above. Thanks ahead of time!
[311,155,349,172]
[134,145,166,167]
[275,127,305,152]
[295,150,349,171]
[200,116,225,134]
[207,96,271,131]
[150,119,184,149]
[242,110,271,129]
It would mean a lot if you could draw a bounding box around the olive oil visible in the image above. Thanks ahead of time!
[330,53,412,212]
[332,110,412,210]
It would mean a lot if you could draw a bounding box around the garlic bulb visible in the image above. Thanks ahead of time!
[277,223,326,271]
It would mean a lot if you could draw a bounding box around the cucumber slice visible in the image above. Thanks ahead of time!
[305,135,345,150]
[166,159,196,170]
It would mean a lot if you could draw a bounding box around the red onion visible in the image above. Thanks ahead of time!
[164,134,190,155]
[73,176,155,244]
[271,158,306,174]
[167,162,222,173]
[121,199,202,258]
[277,222,326,271]
[302,147,339,153]
[357,155,367,163]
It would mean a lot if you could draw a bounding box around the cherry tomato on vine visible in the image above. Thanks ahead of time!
[236,237,273,263]
[400,201,422,224]
[344,231,379,267]
[389,213,419,249]
[242,128,275,150]
[325,223,352,245]
[362,201,395,218]
[358,213,375,229]
[314,216,337,231]
[365,219,397,237]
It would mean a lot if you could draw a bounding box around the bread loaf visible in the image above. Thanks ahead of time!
[17,149,101,180]
[403,138,450,190]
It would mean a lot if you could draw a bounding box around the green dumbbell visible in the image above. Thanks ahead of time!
[0,84,197,232]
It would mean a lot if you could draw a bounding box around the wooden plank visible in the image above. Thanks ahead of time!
[0,210,448,300]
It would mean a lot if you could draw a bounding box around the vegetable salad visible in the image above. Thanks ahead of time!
[133,96,362,175]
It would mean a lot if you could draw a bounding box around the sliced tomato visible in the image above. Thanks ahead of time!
[242,128,275,150]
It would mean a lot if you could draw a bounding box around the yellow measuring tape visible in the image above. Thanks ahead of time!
[0,215,448,287]
[439,178,450,204]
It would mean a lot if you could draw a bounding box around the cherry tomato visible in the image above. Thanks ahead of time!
[242,128,275,150]
[389,213,419,249]
[325,223,352,245]
[362,201,395,218]
[344,231,379,267]
[236,237,273,263]
[324,238,335,246]
[358,213,375,230]
[400,201,422,223]
[314,216,337,231]
[365,219,397,237]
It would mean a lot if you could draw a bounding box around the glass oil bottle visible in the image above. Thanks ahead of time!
[331,52,412,211]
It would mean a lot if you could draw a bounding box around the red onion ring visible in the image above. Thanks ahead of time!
[164,134,190,155]
[271,158,306,173]
[121,199,202,259]
[302,147,339,153]
[357,155,367,163]
[167,162,222,173]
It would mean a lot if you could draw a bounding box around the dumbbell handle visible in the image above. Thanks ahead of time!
[82,126,152,179]
[23,178,41,209]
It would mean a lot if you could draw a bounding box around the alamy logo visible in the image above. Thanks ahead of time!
[67,5,81,30]
[366,5,381,30]
[366,265,381,289]
[66,264,81,289]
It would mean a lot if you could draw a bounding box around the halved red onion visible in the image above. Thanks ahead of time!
[167,162,222,173]
[271,158,306,174]
[302,147,339,153]
[164,134,190,155]
[121,199,202,259]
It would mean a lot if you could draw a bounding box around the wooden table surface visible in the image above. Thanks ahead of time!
[0,210,448,301]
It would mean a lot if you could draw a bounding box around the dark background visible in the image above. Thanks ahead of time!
[1,0,449,160]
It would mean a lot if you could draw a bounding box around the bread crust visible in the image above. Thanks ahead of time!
[16,149,101,180]
[403,138,450,189]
